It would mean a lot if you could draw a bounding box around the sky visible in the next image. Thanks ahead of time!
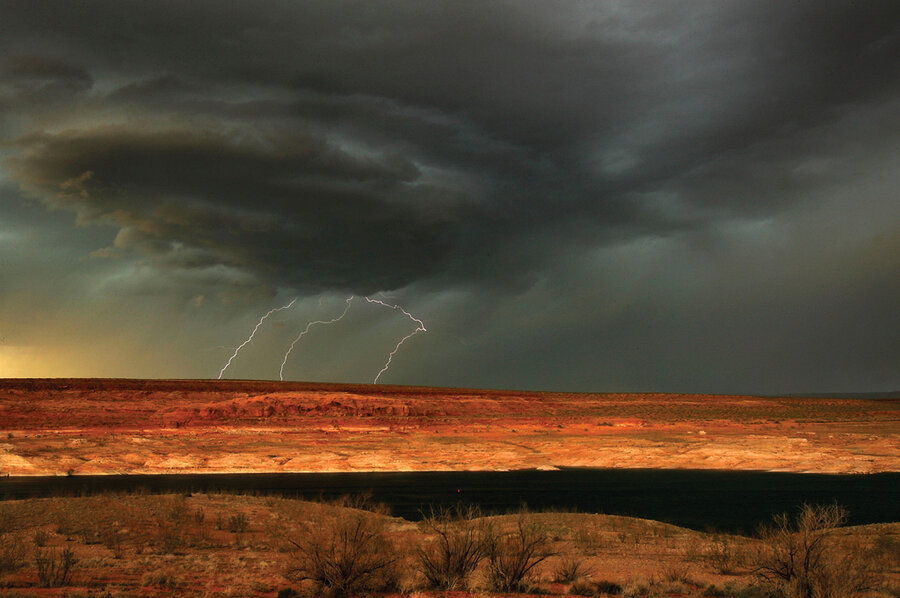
[0,1,898,394]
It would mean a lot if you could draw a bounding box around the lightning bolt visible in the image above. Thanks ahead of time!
[217,298,297,379]
[365,296,427,384]
[279,296,354,381]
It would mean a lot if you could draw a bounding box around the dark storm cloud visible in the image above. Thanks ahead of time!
[3,0,897,293]
[8,124,460,292]
[1,54,92,104]
[1,0,899,390]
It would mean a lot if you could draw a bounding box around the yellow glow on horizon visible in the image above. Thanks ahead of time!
[0,345,105,378]
[0,345,46,378]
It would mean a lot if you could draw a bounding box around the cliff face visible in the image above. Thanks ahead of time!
[1,379,897,475]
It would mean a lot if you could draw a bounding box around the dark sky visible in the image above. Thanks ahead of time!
[1,1,898,393]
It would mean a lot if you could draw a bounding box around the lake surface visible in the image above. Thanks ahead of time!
[2,468,897,533]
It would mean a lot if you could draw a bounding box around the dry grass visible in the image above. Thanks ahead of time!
[0,494,895,597]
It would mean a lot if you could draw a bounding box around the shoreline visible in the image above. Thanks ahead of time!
[3,465,900,478]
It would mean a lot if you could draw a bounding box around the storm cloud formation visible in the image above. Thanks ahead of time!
[1,1,899,392]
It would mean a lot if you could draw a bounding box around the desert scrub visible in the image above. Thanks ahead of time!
[574,526,604,555]
[285,508,399,598]
[227,512,249,533]
[621,581,659,598]
[752,503,878,598]
[154,516,187,553]
[702,584,730,597]
[165,496,190,525]
[35,546,76,587]
[569,579,600,596]
[101,527,126,559]
[484,512,555,592]
[660,563,694,584]
[553,554,592,583]
[142,569,179,589]
[595,580,623,595]
[416,505,488,590]
[705,534,745,574]
[32,529,49,547]
[0,533,27,575]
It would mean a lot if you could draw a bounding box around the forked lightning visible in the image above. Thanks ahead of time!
[279,296,353,381]
[217,298,297,379]
[364,297,427,383]
[217,295,427,383]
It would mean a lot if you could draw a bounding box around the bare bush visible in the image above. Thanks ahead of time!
[0,533,27,575]
[166,498,189,525]
[227,512,249,534]
[485,512,555,592]
[101,527,125,559]
[155,517,186,553]
[660,563,693,584]
[416,505,487,590]
[35,546,76,587]
[553,554,592,583]
[32,530,48,547]
[752,503,875,598]
[705,534,743,574]
[286,510,399,598]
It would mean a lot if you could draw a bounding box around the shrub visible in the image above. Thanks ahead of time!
[622,582,655,598]
[553,555,591,583]
[595,580,623,595]
[872,529,900,570]
[166,500,189,524]
[35,546,76,587]
[484,512,555,592]
[32,530,49,547]
[101,528,125,559]
[570,579,598,596]
[0,533,27,575]
[227,512,249,534]
[752,503,875,598]
[155,518,186,553]
[142,570,178,589]
[705,534,743,574]
[416,505,487,590]
[285,510,399,598]
[661,563,692,583]
[574,527,603,555]
[736,585,776,598]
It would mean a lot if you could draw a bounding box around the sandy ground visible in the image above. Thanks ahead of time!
[0,379,897,476]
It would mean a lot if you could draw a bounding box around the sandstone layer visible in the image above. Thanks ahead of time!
[0,379,897,475]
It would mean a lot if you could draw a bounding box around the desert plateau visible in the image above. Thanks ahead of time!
[0,379,897,477]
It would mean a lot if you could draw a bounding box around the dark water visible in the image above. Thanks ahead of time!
[2,469,897,533]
